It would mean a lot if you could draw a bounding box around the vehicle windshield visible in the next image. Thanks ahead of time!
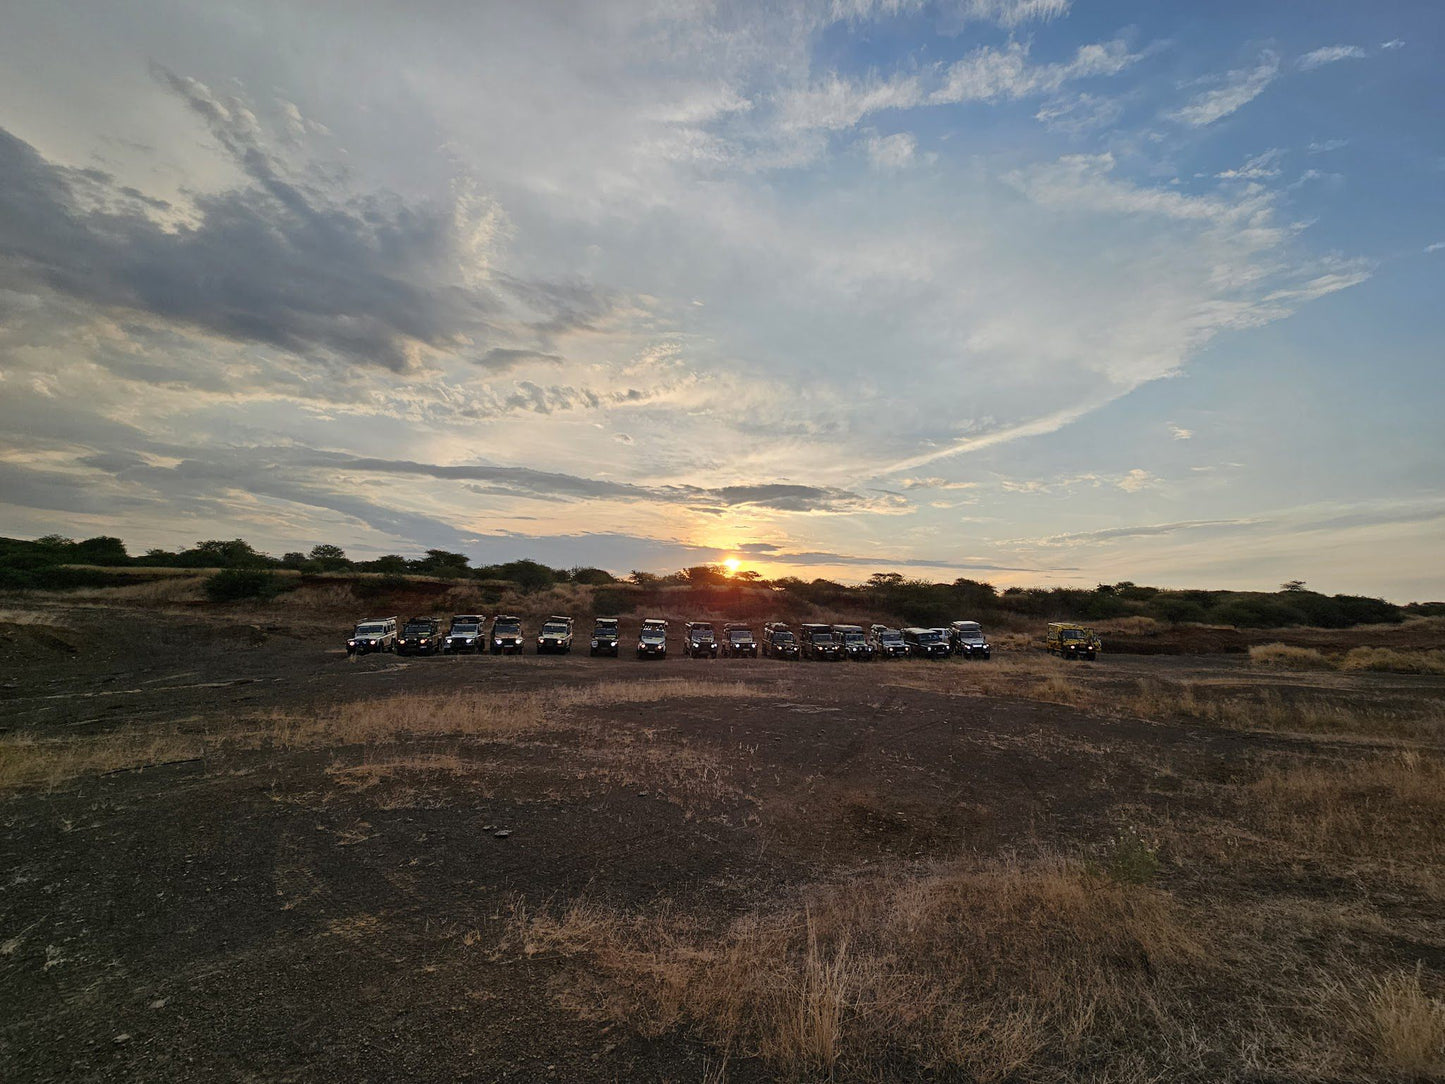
[593,627,617,638]
[772,631,794,642]
[450,623,479,634]
[728,630,753,641]
[494,622,520,634]
[955,623,981,633]
[842,631,865,642]
[879,631,902,641]
[404,625,433,635]
[690,629,714,640]
[916,631,943,643]
[809,632,834,644]
[541,624,568,636]
[640,630,665,643]
[355,624,386,636]
[1063,629,1087,640]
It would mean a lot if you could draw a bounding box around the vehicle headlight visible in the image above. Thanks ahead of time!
[494,638,502,644]
[591,640,599,647]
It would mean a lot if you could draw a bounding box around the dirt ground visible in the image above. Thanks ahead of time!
[2,603,1443,1082]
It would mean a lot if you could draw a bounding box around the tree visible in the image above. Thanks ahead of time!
[568,566,617,586]
[281,552,308,569]
[1280,580,1308,593]
[497,559,555,593]
[868,572,904,589]
[307,544,350,571]
[682,564,729,587]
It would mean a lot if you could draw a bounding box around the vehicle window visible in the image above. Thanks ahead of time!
[356,624,385,635]
[917,631,942,643]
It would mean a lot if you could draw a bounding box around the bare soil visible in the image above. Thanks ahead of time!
[2,603,1442,1082]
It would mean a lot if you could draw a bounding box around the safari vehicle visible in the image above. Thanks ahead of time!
[637,618,668,660]
[761,622,798,659]
[903,626,950,660]
[869,624,908,659]
[1047,622,1100,661]
[536,615,574,654]
[721,623,758,658]
[799,622,842,661]
[396,617,441,656]
[346,616,397,656]
[949,620,992,660]
[833,624,875,661]
[590,618,621,657]
[682,621,719,659]
[444,614,485,654]
[490,615,524,655]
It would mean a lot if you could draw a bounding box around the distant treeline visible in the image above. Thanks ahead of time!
[2,534,1439,630]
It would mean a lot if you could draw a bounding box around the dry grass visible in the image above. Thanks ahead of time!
[1341,647,1445,675]
[1247,752,1445,861]
[0,728,207,791]
[258,678,778,750]
[81,576,208,605]
[1249,643,1335,670]
[1355,966,1445,1076]
[510,852,1212,1080]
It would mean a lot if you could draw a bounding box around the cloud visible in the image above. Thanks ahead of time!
[1169,424,1193,440]
[863,131,917,169]
[829,0,1070,29]
[1034,92,1123,136]
[1117,468,1158,493]
[1381,39,1405,50]
[778,38,1141,132]
[1298,45,1367,70]
[1426,242,1445,255]
[476,348,565,368]
[0,77,623,375]
[1169,52,1279,127]
[1216,149,1284,180]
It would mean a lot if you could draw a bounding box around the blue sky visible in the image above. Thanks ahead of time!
[0,0,1440,598]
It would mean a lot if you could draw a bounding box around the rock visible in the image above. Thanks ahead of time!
[493,830,512,839]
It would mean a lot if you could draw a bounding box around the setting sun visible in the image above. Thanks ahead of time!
[723,558,741,575]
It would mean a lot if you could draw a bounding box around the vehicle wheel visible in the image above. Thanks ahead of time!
[1085,652,1096,661]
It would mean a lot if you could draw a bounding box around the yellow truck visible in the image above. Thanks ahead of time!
[1046,622,1101,661]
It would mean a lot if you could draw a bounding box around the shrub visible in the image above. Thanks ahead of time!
[1249,644,1335,671]
[203,569,284,602]
[1340,648,1445,676]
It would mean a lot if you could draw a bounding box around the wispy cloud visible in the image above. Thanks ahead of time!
[1298,45,1368,70]
[863,131,917,169]
[1426,242,1445,255]
[1169,424,1193,440]
[1169,51,1279,126]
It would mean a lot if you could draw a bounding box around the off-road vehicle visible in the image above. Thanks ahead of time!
[903,626,950,659]
[1047,622,1100,661]
[833,624,875,661]
[799,622,842,661]
[590,618,621,657]
[949,620,992,660]
[637,618,668,660]
[869,624,908,659]
[444,614,485,654]
[346,617,397,656]
[396,617,441,656]
[721,623,758,658]
[682,621,718,659]
[490,615,524,655]
[761,623,798,659]
[536,615,574,654]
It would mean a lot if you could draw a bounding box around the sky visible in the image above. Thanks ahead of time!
[0,0,1441,600]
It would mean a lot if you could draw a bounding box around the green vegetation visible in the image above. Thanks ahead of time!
[0,534,1428,630]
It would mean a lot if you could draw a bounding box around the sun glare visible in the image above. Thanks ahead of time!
[723,557,741,575]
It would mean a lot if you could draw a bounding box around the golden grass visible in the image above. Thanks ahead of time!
[1249,643,1335,670]
[0,729,206,791]
[509,852,1207,1079]
[1357,966,1445,1076]
[0,678,780,793]
[259,678,778,750]
[1341,647,1445,675]
[1247,752,1445,861]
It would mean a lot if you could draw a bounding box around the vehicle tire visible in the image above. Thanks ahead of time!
[1085,652,1096,661]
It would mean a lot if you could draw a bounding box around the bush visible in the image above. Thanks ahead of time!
[203,569,284,602]
[591,586,639,615]
[1340,648,1445,676]
[1249,644,1335,671]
